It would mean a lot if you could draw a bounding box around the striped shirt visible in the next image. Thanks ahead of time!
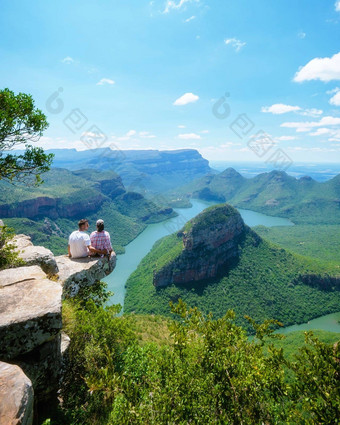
[90,230,112,253]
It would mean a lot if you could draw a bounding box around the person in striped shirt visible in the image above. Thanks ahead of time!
[90,219,114,257]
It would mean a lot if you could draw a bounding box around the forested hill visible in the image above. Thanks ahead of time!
[172,168,340,224]
[125,204,340,331]
[0,168,175,255]
[46,148,212,194]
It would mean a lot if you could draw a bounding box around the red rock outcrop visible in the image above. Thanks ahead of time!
[153,204,246,287]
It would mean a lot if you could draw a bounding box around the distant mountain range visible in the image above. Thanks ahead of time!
[45,148,211,194]
[173,168,340,224]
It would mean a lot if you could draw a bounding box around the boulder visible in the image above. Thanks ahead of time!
[0,266,62,360]
[56,254,116,297]
[0,361,34,425]
[0,266,46,288]
[11,235,59,275]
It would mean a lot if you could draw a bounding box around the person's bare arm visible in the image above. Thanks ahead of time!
[88,245,107,255]
[68,244,72,258]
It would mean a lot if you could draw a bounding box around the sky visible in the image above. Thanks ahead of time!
[1,0,340,164]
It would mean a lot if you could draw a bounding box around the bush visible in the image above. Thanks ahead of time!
[0,225,24,270]
[58,297,340,424]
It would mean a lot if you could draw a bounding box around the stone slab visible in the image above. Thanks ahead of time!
[0,361,33,425]
[12,235,59,275]
[0,271,62,359]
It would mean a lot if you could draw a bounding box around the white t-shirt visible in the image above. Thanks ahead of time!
[68,230,91,258]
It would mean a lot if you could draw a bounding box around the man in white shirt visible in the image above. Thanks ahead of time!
[68,219,103,258]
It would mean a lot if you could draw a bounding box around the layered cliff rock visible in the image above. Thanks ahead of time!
[0,265,63,360]
[153,204,247,287]
[0,192,107,219]
[56,253,116,297]
[0,235,116,423]
[48,148,212,193]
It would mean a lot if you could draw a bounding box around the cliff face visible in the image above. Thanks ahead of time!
[153,204,246,287]
[129,150,210,176]
[48,148,212,193]
[0,193,107,219]
[0,235,116,423]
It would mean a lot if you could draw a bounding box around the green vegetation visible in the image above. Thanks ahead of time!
[173,168,340,224]
[183,203,239,233]
[0,168,106,205]
[269,329,340,362]
[125,227,340,332]
[3,217,72,255]
[51,289,340,425]
[0,88,53,185]
[1,168,176,255]
[255,224,340,265]
[0,225,24,270]
[4,208,146,256]
[152,232,184,273]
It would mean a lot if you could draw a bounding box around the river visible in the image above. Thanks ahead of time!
[103,199,339,334]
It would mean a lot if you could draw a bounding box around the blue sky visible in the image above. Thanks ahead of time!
[1,0,340,163]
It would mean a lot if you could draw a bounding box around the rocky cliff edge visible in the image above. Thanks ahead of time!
[0,234,116,424]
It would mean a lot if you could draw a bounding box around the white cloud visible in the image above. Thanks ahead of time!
[139,131,156,138]
[308,127,340,143]
[286,146,338,153]
[336,1,340,12]
[37,136,93,151]
[293,52,340,82]
[298,108,323,117]
[173,92,199,106]
[185,15,195,22]
[164,0,199,13]
[330,90,340,105]
[62,56,74,64]
[298,31,306,39]
[328,128,340,142]
[327,87,340,95]
[224,38,246,52]
[178,125,186,128]
[200,130,209,133]
[261,104,323,117]
[281,116,340,132]
[178,133,201,139]
[96,78,115,86]
[275,136,296,141]
[309,128,332,136]
[115,130,156,141]
[126,130,137,137]
[261,104,301,114]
